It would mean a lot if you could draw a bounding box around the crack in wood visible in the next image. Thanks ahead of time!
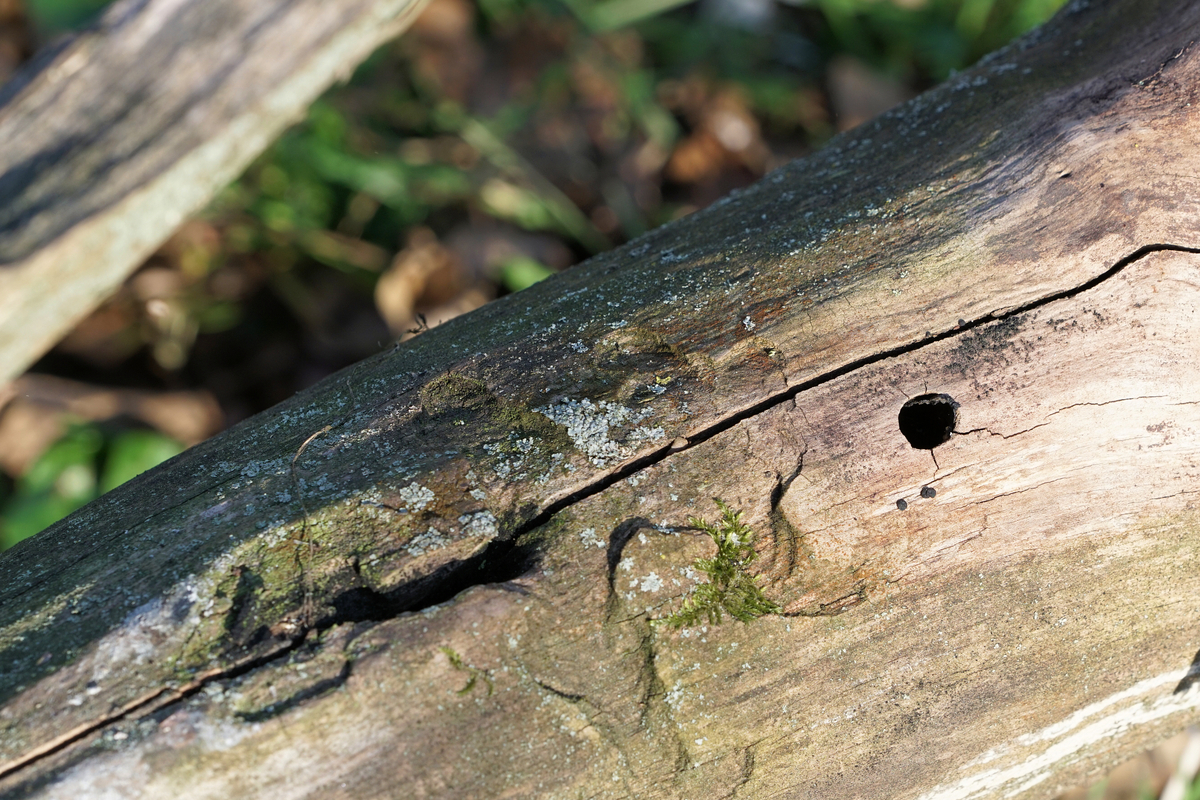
[1047,395,1169,416]
[957,422,1052,440]
[974,477,1071,506]
[724,743,759,800]
[0,634,308,781]
[8,243,1200,782]
[531,677,588,704]
[233,657,354,724]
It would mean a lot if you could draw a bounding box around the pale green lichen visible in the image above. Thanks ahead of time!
[536,397,663,467]
[657,500,780,629]
[397,482,436,511]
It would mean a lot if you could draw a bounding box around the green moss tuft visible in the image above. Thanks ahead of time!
[657,499,781,629]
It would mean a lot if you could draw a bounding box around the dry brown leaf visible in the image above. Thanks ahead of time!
[400,285,492,341]
[702,88,770,172]
[0,0,31,83]
[375,228,471,335]
[666,130,726,184]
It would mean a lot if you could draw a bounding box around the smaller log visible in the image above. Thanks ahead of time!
[0,0,430,384]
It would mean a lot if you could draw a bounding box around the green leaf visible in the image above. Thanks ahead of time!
[20,426,103,495]
[100,430,184,494]
[498,256,555,292]
[0,425,102,549]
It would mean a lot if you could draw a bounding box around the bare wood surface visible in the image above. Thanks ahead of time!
[0,0,430,385]
[2,0,1200,797]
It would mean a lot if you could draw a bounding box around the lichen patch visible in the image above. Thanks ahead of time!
[458,511,498,538]
[536,398,664,467]
[397,483,436,511]
[406,528,450,557]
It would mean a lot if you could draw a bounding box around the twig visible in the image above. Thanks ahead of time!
[291,424,332,625]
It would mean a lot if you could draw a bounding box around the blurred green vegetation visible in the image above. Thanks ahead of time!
[193,0,1074,301]
[23,0,109,35]
[4,0,1068,550]
[0,425,183,550]
[804,0,1068,79]
[25,0,1073,266]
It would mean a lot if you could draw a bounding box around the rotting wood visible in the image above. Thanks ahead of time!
[2,0,1200,797]
[0,0,431,386]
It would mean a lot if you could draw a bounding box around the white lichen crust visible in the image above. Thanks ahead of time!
[536,398,664,467]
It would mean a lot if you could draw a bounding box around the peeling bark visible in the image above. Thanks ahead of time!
[3,0,1200,797]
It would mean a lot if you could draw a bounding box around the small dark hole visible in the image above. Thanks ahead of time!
[896,499,908,511]
[898,393,959,450]
[920,486,937,499]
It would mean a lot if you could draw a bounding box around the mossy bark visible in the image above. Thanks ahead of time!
[4,1,1200,797]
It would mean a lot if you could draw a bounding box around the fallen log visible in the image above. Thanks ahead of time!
[2,0,1200,797]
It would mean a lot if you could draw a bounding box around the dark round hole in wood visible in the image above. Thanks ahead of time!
[898,393,959,450]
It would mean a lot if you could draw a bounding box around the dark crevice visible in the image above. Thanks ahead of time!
[770,454,805,510]
[400,532,542,610]
[607,517,653,589]
[602,517,654,623]
[317,532,544,628]
[319,586,394,625]
[767,461,804,578]
[768,475,786,512]
[1174,646,1200,694]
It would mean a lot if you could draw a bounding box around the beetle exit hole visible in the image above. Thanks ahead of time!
[898,393,960,450]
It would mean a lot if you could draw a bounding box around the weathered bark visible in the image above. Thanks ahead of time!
[0,0,430,385]
[3,0,1200,797]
